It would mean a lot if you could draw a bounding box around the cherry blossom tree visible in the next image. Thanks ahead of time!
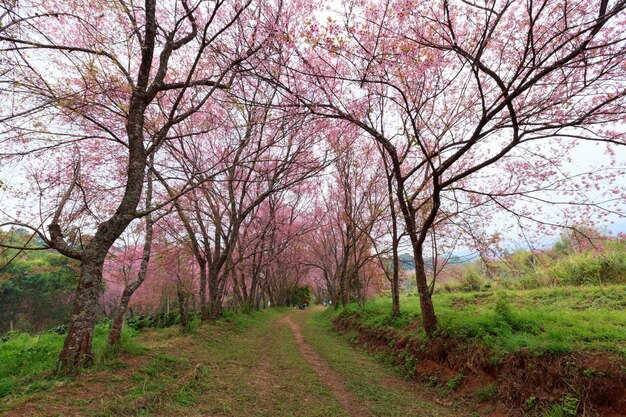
[232,183,317,309]
[0,0,284,371]
[269,0,626,335]
[306,140,387,307]
[1,0,625,367]
[158,76,329,321]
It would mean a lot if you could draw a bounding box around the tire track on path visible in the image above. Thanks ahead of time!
[281,311,369,417]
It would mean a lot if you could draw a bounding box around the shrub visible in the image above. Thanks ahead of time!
[399,351,417,378]
[493,297,542,334]
[124,311,198,331]
[460,270,485,292]
[544,252,626,286]
[476,383,497,402]
[446,374,464,390]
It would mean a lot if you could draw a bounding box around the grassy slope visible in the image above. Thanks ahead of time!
[338,285,626,357]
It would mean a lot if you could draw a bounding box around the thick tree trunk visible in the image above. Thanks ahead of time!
[59,256,105,371]
[199,264,208,321]
[177,284,189,329]
[340,279,349,307]
[208,270,221,322]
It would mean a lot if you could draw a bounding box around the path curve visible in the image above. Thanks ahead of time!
[281,311,370,417]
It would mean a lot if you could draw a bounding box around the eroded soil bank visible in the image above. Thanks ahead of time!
[333,312,626,417]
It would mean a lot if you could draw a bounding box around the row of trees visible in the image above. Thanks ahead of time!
[1,0,625,373]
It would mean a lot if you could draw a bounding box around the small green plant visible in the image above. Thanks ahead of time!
[542,396,579,417]
[565,361,577,373]
[399,351,417,378]
[446,374,464,390]
[494,297,514,322]
[543,404,566,417]
[476,383,496,402]
[561,396,579,416]
[582,368,602,378]
[526,396,538,409]
[49,324,68,335]
[426,375,438,387]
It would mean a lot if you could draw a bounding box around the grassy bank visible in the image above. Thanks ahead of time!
[324,286,626,415]
[333,285,626,356]
[0,323,142,401]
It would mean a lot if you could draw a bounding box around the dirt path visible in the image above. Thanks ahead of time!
[281,311,370,417]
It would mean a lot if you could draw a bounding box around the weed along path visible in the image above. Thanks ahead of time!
[2,308,455,417]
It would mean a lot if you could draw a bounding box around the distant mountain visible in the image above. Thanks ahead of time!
[392,253,470,272]
[398,253,415,270]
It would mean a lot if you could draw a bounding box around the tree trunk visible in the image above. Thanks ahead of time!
[247,267,259,313]
[388,172,401,316]
[208,269,221,322]
[413,248,438,336]
[59,256,105,371]
[199,264,208,321]
[394,171,438,336]
[391,239,400,316]
[341,291,349,307]
[108,170,154,347]
[231,270,243,306]
[391,269,400,315]
[177,284,189,329]
[108,288,132,346]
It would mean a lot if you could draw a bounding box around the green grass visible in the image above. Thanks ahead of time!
[0,323,140,401]
[1,307,458,416]
[92,307,347,417]
[0,308,271,409]
[333,285,626,357]
[300,310,451,416]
